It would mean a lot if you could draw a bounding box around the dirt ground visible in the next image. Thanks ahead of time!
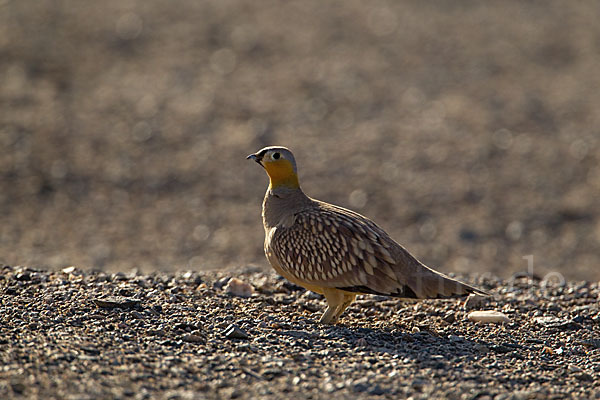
[1,0,600,282]
[1,266,599,399]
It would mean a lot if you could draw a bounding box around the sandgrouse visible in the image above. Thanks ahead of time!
[247,146,487,324]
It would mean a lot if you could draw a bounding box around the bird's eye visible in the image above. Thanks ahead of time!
[272,152,280,160]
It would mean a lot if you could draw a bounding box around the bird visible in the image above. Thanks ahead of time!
[247,146,488,324]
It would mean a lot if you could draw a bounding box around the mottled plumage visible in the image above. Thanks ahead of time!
[248,146,488,324]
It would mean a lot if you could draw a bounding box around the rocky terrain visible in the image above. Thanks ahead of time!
[2,1,600,398]
[1,265,599,399]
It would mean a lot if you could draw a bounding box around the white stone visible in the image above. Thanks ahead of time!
[467,310,510,324]
[62,266,76,274]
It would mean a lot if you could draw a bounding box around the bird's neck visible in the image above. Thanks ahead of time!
[262,186,310,229]
[267,173,299,190]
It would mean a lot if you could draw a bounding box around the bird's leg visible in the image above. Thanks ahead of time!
[319,306,337,324]
[319,288,345,324]
[331,293,357,324]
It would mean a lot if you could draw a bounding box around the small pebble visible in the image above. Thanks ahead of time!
[474,344,490,353]
[534,317,582,330]
[182,334,205,343]
[225,278,255,298]
[368,384,386,395]
[576,372,594,382]
[467,310,509,324]
[555,347,564,355]
[61,266,76,274]
[223,324,250,340]
[213,276,231,290]
[442,311,455,323]
[567,364,582,373]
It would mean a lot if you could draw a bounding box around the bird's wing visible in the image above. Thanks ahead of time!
[271,203,485,299]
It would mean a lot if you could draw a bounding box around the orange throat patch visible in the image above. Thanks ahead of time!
[264,160,299,189]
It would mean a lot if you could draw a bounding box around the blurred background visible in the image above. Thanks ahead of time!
[1,0,599,280]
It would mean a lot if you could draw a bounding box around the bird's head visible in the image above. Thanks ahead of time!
[247,146,299,189]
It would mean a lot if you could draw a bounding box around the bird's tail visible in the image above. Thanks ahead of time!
[400,263,490,299]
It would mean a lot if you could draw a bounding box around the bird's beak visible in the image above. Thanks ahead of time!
[246,153,264,167]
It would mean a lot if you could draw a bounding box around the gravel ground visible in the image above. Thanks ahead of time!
[2,2,600,398]
[1,264,599,399]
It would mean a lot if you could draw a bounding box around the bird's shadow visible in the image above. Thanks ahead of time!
[274,321,493,365]
[266,281,496,363]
